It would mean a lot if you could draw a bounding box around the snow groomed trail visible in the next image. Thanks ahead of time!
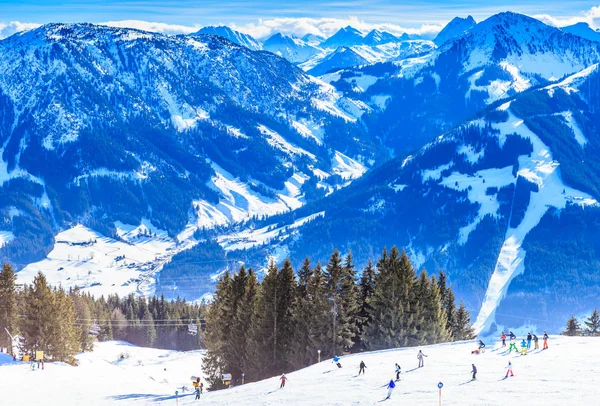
[1,336,599,405]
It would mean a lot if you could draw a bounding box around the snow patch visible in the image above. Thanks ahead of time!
[332,151,366,180]
[421,162,454,182]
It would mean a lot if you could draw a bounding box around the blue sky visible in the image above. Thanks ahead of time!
[1,0,599,39]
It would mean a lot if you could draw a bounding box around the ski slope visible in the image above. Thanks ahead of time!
[1,336,599,405]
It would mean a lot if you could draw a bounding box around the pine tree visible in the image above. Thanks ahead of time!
[0,263,18,354]
[444,289,456,341]
[564,315,581,336]
[585,309,600,336]
[306,263,330,362]
[21,272,55,357]
[228,266,258,377]
[141,308,157,347]
[354,260,375,351]
[453,302,475,340]
[276,258,296,372]
[203,271,233,388]
[248,261,279,379]
[72,290,94,352]
[414,272,449,344]
[324,249,359,356]
[338,252,359,352]
[290,258,314,369]
[49,287,79,361]
[363,247,417,350]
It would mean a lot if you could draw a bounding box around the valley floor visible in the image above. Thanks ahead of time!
[1,336,599,405]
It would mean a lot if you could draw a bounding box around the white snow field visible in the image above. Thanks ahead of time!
[1,336,599,405]
[17,223,188,298]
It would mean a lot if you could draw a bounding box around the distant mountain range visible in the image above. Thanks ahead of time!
[2,12,600,335]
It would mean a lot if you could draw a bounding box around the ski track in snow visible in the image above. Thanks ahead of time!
[1,336,599,405]
[472,107,598,334]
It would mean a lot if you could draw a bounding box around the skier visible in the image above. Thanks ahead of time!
[478,339,486,351]
[395,363,401,381]
[505,361,514,378]
[520,339,528,355]
[508,337,519,353]
[508,331,516,340]
[471,364,477,381]
[543,332,549,350]
[333,355,342,368]
[194,387,201,400]
[501,332,506,347]
[533,334,539,350]
[358,360,366,375]
[527,332,532,349]
[417,350,427,368]
[280,373,287,388]
[386,379,396,399]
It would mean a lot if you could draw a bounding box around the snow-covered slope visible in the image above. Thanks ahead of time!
[16,223,191,297]
[2,336,598,405]
[0,340,206,406]
[434,16,476,46]
[191,26,262,50]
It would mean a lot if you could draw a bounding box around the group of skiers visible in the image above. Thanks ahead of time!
[272,332,550,400]
[500,331,549,355]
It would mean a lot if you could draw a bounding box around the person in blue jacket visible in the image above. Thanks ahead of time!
[386,379,396,399]
[520,339,528,355]
[333,355,342,368]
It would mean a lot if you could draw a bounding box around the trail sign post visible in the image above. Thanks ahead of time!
[438,382,443,406]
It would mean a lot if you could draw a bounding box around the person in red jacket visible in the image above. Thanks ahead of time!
[280,374,288,388]
[501,332,507,347]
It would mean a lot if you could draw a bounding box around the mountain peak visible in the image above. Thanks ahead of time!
[193,25,261,50]
[434,15,477,46]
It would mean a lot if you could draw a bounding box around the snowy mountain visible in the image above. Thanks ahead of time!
[320,26,365,48]
[562,22,600,42]
[301,33,325,46]
[329,12,600,154]
[434,15,476,46]
[223,62,600,334]
[362,29,402,46]
[306,40,435,79]
[262,33,325,63]
[306,47,370,76]
[191,26,262,50]
[320,26,403,49]
[0,23,382,293]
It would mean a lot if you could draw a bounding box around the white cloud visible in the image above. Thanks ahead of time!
[229,16,444,39]
[0,21,41,39]
[101,20,201,35]
[534,6,600,28]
